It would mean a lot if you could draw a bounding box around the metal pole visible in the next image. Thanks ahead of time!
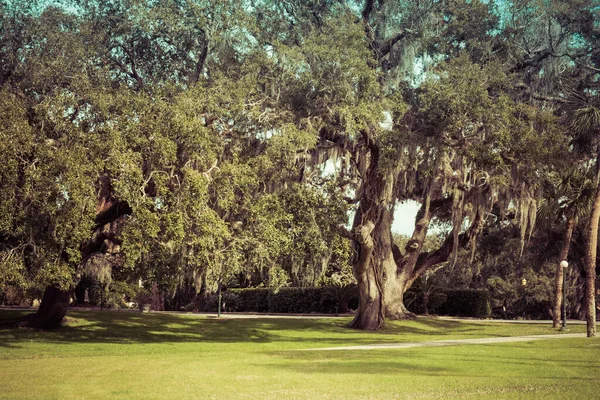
[217,281,222,318]
[560,260,569,331]
[561,270,567,331]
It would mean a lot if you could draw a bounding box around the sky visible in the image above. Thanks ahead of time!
[392,200,421,236]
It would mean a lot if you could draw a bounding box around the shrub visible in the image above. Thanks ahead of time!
[404,276,447,315]
[204,292,240,312]
[268,288,324,313]
[135,287,152,311]
[435,289,491,318]
[0,284,31,306]
[320,283,358,313]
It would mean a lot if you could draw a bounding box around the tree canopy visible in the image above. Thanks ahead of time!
[0,0,598,332]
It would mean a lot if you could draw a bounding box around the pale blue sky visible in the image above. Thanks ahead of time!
[392,200,420,236]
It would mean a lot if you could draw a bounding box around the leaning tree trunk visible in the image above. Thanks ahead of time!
[584,185,600,337]
[27,185,131,330]
[553,217,575,328]
[27,286,71,329]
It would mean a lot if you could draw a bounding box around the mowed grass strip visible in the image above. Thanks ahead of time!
[0,310,598,399]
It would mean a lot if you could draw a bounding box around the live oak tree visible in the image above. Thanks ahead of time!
[0,0,351,327]
[254,0,567,330]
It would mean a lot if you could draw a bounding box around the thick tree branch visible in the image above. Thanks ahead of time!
[362,0,376,22]
[336,225,353,240]
[510,48,554,72]
[412,212,483,280]
[190,33,209,85]
[376,29,413,58]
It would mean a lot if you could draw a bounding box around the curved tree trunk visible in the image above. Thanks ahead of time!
[553,217,575,328]
[584,185,600,337]
[27,286,71,329]
[349,160,392,330]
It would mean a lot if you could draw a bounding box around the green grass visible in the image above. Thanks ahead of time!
[0,310,598,399]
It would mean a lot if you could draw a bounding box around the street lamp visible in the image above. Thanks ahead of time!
[217,280,222,318]
[560,260,569,331]
[520,278,527,319]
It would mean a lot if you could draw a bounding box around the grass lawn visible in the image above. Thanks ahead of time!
[0,310,598,399]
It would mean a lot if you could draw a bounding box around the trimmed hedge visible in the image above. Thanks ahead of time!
[268,287,337,314]
[228,287,491,318]
[435,289,491,318]
[231,288,270,312]
[229,287,338,314]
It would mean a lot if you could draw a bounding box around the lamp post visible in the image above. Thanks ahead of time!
[217,280,222,318]
[560,260,569,331]
[521,278,527,318]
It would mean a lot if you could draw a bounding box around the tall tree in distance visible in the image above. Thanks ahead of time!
[569,91,600,337]
[538,168,594,328]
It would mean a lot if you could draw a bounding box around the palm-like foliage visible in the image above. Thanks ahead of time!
[567,89,600,157]
[537,166,595,327]
[320,282,358,314]
[404,275,447,316]
[537,167,595,228]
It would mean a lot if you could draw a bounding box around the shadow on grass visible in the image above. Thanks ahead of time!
[266,342,600,379]
[264,355,450,376]
[0,309,506,350]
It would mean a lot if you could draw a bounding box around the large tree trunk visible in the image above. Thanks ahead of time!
[349,137,395,330]
[350,179,484,329]
[26,184,131,330]
[349,183,390,329]
[27,286,71,329]
[584,185,600,337]
[553,217,575,328]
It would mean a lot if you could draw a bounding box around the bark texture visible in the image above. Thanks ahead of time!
[553,217,574,328]
[584,185,600,337]
[349,151,392,330]
[27,286,71,329]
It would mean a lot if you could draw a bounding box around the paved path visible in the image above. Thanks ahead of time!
[309,333,587,351]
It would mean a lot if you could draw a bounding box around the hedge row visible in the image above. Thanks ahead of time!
[230,287,340,314]
[225,287,490,318]
[435,289,491,318]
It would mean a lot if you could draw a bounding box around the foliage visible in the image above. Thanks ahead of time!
[319,283,359,313]
[0,0,598,331]
[203,292,240,313]
[267,288,336,314]
[404,275,447,315]
[229,287,353,314]
[134,287,152,309]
